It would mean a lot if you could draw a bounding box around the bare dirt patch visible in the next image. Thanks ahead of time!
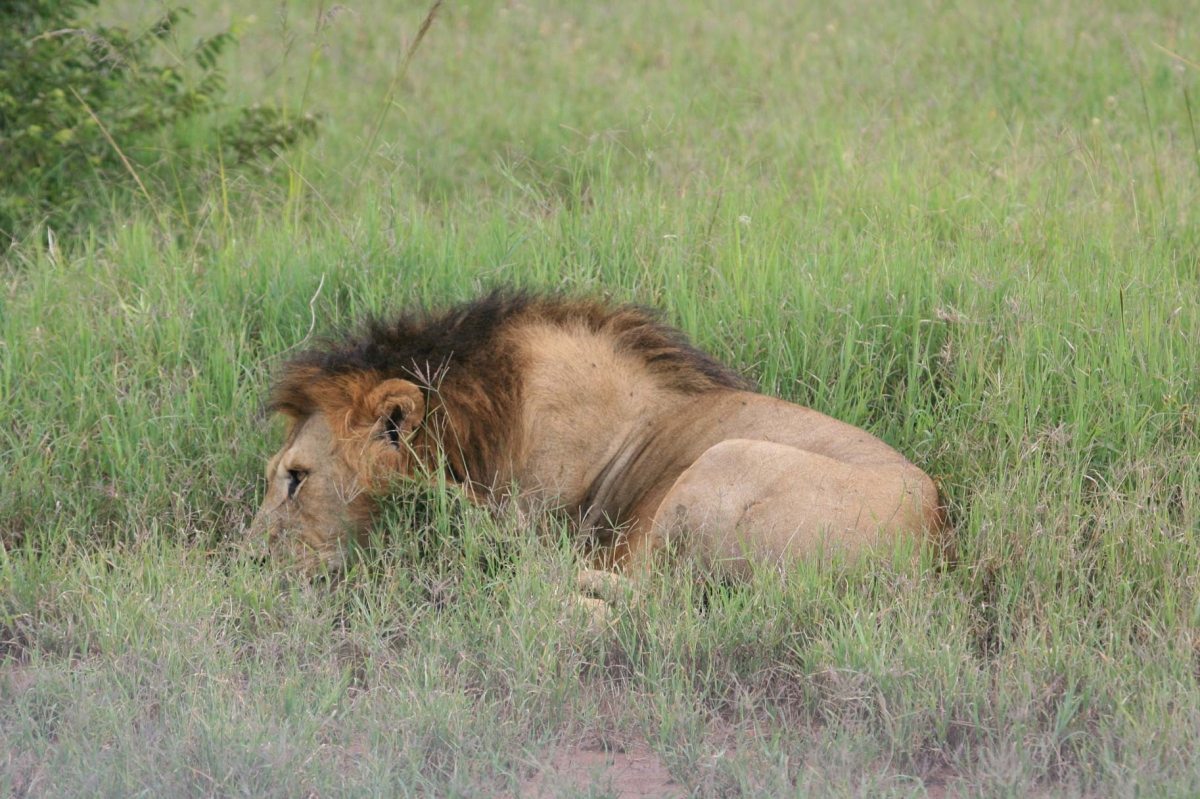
[517,742,682,798]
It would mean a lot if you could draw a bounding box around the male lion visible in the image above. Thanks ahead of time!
[251,290,944,589]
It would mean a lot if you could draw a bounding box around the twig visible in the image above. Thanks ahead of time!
[69,87,166,230]
[271,272,327,362]
[1152,42,1200,72]
[353,0,442,188]
[299,272,326,350]
[270,146,362,256]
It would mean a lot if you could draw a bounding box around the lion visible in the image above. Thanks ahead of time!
[250,290,944,595]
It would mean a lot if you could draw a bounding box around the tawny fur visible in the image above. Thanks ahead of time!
[251,289,944,578]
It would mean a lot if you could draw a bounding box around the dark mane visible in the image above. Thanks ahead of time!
[269,288,751,479]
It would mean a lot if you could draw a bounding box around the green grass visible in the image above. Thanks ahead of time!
[3,0,1200,795]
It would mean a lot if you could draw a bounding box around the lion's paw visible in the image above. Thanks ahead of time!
[570,568,643,635]
[571,593,615,634]
[576,568,639,606]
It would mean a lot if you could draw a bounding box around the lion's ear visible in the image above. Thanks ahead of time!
[361,378,424,447]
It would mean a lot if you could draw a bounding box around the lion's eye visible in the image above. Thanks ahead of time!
[286,469,308,499]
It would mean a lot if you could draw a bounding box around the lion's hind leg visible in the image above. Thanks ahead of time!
[648,438,939,582]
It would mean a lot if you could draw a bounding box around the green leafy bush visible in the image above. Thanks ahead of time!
[221,104,320,167]
[0,0,317,238]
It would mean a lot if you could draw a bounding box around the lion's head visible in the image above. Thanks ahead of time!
[250,371,426,572]
[251,289,751,572]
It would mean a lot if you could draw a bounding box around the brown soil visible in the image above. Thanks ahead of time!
[517,742,683,798]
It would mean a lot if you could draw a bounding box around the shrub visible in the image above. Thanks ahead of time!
[0,0,317,239]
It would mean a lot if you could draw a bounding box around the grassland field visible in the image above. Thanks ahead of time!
[2,0,1200,796]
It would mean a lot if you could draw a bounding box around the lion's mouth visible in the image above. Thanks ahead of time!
[264,530,342,573]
